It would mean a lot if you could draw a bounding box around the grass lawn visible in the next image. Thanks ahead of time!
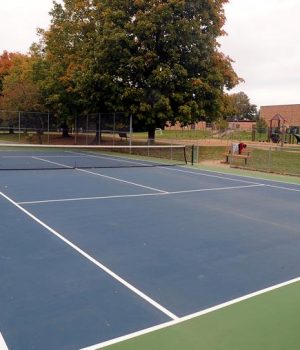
[191,145,300,177]
[102,280,300,350]
[240,148,300,176]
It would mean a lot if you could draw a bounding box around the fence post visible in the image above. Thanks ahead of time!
[113,112,116,145]
[18,111,21,143]
[268,146,272,172]
[129,114,133,151]
[47,112,50,144]
[98,113,101,145]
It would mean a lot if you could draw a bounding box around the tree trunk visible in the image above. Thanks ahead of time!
[61,122,69,137]
[94,120,101,144]
[148,126,155,144]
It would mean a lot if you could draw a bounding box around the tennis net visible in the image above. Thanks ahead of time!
[0,143,192,170]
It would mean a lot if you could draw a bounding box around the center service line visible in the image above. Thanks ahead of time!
[0,191,178,321]
[32,156,168,194]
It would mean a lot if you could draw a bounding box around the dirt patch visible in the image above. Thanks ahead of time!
[198,159,229,168]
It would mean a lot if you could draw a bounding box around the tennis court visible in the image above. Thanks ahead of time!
[0,144,300,350]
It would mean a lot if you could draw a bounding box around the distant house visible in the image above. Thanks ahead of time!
[260,104,300,126]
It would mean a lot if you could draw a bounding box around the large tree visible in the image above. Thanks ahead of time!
[90,0,240,138]
[41,0,240,138]
[226,91,258,121]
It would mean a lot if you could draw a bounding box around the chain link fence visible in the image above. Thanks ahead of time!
[230,145,300,176]
[0,111,132,145]
[192,144,300,177]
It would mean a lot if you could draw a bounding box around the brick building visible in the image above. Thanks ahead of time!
[228,121,256,130]
[260,104,300,126]
[165,121,206,130]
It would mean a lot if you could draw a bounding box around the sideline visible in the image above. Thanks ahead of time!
[0,191,178,321]
[80,277,300,350]
[0,332,9,350]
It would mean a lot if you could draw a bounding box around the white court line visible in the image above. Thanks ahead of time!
[162,166,263,185]
[164,167,300,193]
[32,157,73,169]
[176,166,300,188]
[66,150,150,167]
[18,184,265,205]
[0,191,178,321]
[0,332,9,350]
[32,156,168,193]
[265,184,300,192]
[18,192,167,205]
[166,184,265,195]
[80,276,300,350]
[168,166,300,193]
[33,157,300,194]
[3,155,85,158]
[77,168,168,193]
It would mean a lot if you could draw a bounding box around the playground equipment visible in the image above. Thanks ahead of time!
[293,134,300,144]
[268,114,286,145]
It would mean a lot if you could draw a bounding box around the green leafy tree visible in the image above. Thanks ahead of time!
[256,116,268,134]
[35,1,95,135]
[226,91,258,121]
[89,0,240,138]
[40,0,240,139]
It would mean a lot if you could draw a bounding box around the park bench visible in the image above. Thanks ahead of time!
[118,132,128,140]
[222,149,251,165]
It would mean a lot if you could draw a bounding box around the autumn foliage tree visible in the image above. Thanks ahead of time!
[0,52,46,112]
[0,51,16,100]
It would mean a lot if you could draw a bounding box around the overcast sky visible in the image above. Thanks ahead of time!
[0,0,299,108]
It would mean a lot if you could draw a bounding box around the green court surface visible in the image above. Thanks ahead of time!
[103,280,300,350]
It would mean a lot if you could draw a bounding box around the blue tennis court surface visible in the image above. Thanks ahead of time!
[1,164,300,350]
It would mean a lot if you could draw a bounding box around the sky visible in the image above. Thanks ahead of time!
[220,0,300,107]
[0,0,299,108]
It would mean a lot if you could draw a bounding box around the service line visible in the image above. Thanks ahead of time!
[18,184,264,205]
